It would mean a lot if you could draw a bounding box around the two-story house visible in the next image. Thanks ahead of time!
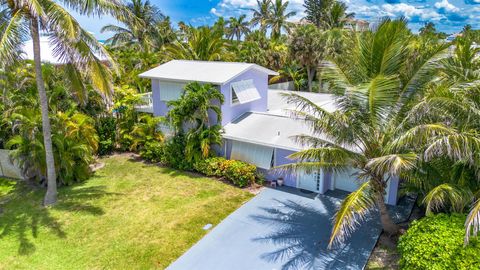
[139,60,399,205]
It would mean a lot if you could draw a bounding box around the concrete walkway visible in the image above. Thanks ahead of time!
[167,187,414,270]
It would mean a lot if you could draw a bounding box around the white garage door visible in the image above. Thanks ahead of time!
[297,170,323,193]
[333,168,363,192]
[230,141,274,170]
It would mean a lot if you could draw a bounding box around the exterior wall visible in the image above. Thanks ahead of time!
[269,81,295,91]
[152,79,169,117]
[220,69,269,126]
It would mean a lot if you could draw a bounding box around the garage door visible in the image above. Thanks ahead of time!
[297,170,323,193]
[333,168,363,192]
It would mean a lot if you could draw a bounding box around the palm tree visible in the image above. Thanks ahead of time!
[325,1,354,29]
[0,0,120,205]
[250,0,272,33]
[226,15,250,41]
[101,0,166,50]
[167,82,224,162]
[268,0,296,40]
[280,19,451,247]
[165,26,230,61]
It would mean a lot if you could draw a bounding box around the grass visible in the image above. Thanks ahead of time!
[0,155,254,269]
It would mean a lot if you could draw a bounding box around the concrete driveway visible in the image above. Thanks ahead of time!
[167,187,413,270]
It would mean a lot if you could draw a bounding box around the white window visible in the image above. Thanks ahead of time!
[230,79,261,105]
[159,81,185,101]
[230,141,274,170]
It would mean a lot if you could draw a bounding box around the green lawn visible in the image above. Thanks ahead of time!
[0,155,253,270]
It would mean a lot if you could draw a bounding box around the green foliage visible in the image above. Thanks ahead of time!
[194,157,259,187]
[398,214,480,270]
[160,134,193,170]
[139,140,164,163]
[95,116,116,156]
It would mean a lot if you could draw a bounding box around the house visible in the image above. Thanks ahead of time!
[139,60,399,205]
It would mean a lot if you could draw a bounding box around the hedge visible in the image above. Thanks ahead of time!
[194,157,261,188]
[398,214,480,270]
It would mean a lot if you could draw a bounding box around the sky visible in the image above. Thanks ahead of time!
[74,0,480,39]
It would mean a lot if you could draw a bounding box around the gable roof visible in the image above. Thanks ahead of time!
[139,60,278,85]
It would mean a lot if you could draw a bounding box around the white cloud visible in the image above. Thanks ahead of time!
[382,3,442,21]
[434,0,460,12]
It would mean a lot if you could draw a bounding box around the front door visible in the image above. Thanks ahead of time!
[297,170,323,193]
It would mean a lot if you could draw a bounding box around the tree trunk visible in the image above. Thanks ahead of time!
[377,193,400,236]
[307,67,314,92]
[30,18,57,206]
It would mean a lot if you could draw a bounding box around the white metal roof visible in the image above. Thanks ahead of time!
[267,89,338,115]
[223,90,357,152]
[139,60,278,84]
[223,112,316,151]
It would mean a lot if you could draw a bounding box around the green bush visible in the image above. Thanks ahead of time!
[160,134,193,170]
[140,141,164,163]
[194,157,258,188]
[95,116,116,155]
[398,214,480,270]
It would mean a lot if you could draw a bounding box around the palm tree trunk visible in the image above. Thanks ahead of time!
[307,67,315,92]
[377,193,400,235]
[30,18,57,206]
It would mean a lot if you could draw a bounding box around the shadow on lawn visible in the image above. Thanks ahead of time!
[250,197,379,270]
[0,183,117,256]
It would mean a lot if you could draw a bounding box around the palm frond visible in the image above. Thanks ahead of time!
[367,152,417,176]
[0,9,28,68]
[465,199,480,245]
[328,181,376,248]
[423,183,473,215]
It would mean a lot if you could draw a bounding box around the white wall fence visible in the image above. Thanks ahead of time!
[269,81,295,91]
[0,149,23,180]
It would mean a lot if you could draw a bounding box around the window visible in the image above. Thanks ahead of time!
[230,141,274,169]
[231,89,239,104]
[230,79,261,105]
[159,81,185,101]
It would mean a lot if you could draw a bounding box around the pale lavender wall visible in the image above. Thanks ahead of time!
[220,69,269,126]
[152,79,169,117]
[387,176,400,205]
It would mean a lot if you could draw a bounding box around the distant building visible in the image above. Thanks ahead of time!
[344,19,370,32]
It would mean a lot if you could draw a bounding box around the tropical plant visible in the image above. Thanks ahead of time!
[165,26,230,61]
[268,0,296,40]
[250,0,272,33]
[0,0,121,205]
[303,0,354,30]
[226,15,250,41]
[101,0,169,51]
[129,114,163,151]
[288,24,325,91]
[279,19,452,247]
[269,64,306,90]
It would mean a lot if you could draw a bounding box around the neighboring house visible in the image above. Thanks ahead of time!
[139,60,399,205]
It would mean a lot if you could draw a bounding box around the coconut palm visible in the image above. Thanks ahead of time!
[101,0,166,51]
[268,0,296,40]
[250,0,272,33]
[226,15,250,41]
[280,19,452,247]
[165,26,230,61]
[325,1,354,29]
[0,0,121,205]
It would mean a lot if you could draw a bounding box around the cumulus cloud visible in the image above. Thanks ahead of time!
[382,3,442,22]
[434,0,460,13]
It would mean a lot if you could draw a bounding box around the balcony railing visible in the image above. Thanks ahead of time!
[135,92,154,113]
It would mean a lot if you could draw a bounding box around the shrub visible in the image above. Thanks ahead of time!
[194,157,258,188]
[398,214,480,270]
[161,134,193,170]
[140,141,164,163]
[95,116,116,155]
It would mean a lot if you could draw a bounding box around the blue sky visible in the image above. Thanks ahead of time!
[74,0,480,39]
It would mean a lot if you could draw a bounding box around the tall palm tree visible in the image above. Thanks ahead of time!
[0,0,121,205]
[101,0,166,51]
[165,26,229,61]
[226,15,250,41]
[268,0,296,39]
[280,19,451,247]
[250,0,272,33]
[325,1,354,29]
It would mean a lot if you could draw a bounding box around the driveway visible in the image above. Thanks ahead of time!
[167,187,414,270]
